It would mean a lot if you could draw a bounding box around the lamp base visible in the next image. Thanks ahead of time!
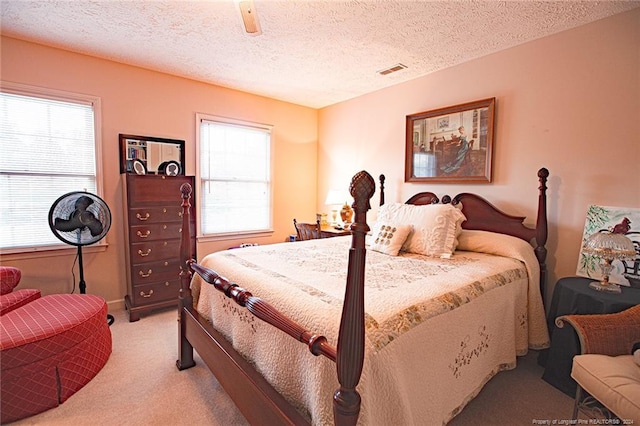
[589,280,622,293]
[330,209,338,226]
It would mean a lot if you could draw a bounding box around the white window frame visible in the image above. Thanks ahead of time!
[196,113,274,241]
[0,81,104,257]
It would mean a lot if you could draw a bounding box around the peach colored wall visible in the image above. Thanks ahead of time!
[0,36,318,311]
[318,9,640,302]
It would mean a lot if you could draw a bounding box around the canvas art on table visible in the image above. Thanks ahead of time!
[577,205,640,286]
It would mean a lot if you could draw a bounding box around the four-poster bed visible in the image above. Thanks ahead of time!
[176,167,550,425]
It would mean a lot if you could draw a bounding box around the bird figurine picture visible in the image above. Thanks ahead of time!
[611,217,631,234]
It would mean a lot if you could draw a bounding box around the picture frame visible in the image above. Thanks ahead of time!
[119,134,185,175]
[405,97,495,183]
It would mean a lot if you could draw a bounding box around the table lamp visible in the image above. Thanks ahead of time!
[582,230,636,293]
[325,189,352,226]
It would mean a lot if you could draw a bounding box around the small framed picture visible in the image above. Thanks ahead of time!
[132,159,146,175]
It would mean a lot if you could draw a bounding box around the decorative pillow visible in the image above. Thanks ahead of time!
[370,223,412,256]
[377,203,466,258]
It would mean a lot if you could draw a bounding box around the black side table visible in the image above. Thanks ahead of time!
[539,276,640,396]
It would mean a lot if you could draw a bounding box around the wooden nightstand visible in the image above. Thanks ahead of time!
[319,225,351,238]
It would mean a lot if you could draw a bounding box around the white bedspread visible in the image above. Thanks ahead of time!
[191,231,549,425]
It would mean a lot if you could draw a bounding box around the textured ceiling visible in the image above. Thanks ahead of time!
[1,1,638,108]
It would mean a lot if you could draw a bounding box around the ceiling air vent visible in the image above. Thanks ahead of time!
[377,63,407,76]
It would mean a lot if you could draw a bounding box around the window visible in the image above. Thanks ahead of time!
[197,115,272,237]
[0,82,102,252]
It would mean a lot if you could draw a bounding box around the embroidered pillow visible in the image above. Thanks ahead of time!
[370,223,412,256]
[377,202,466,258]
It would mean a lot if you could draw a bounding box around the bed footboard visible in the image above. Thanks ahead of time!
[176,171,376,426]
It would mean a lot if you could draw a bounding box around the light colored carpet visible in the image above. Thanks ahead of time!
[11,307,573,425]
[11,307,248,426]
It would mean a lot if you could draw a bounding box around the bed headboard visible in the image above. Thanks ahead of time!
[379,167,549,305]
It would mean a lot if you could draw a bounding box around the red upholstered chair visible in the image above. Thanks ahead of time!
[0,266,41,315]
[0,266,112,423]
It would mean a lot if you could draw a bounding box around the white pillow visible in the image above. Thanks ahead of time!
[377,202,466,258]
[370,223,412,256]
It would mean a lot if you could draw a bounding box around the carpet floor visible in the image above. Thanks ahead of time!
[10,307,574,425]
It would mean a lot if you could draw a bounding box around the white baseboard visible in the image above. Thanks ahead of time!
[107,299,126,313]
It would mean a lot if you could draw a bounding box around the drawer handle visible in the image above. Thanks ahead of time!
[164,261,169,266]
[163,208,167,213]
[136,212,150,221]
[137,248,152,257]
[139,269,152,278]
[137,230,151,238]
[165,282,170,287]
[140,290,154,298]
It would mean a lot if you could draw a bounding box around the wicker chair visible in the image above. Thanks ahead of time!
[293,218,321,241]
[556,304,640,422]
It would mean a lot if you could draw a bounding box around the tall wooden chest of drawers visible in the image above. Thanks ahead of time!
[122,174,196,321]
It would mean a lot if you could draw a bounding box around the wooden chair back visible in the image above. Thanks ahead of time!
[293,218,320,241]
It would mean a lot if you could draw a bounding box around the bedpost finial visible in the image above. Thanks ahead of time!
[350,171,375,212]
[180,182,192,199]
[537,168,549,180]
[537,167,549,193]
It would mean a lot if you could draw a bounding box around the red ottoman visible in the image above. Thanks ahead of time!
[0,293,112,423]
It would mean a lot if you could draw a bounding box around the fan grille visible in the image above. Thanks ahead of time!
[48,192,111,246]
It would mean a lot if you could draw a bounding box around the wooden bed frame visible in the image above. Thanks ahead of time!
[176,167,549,426]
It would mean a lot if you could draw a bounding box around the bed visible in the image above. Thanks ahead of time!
[176,168,551,425]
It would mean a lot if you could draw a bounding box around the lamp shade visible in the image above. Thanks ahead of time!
[582,231,635,293]
[325,189,349,206]
[582,231,636,260]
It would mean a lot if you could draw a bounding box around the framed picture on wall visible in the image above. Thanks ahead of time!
[405,98,495,183]
[119,134,185,175]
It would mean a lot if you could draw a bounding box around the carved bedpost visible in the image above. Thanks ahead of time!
[333,171,375,426]
[535,168,549,306]
[177,182,196,370]
[379,174,385,206]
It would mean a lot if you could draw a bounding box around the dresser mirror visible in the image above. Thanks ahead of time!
[119,134,185,175]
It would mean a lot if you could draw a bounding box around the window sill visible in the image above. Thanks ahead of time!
[197,230,274,243]
[0,243,108,261]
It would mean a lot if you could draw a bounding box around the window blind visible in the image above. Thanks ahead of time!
[199,119,272,235]
[0,90,98,251]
